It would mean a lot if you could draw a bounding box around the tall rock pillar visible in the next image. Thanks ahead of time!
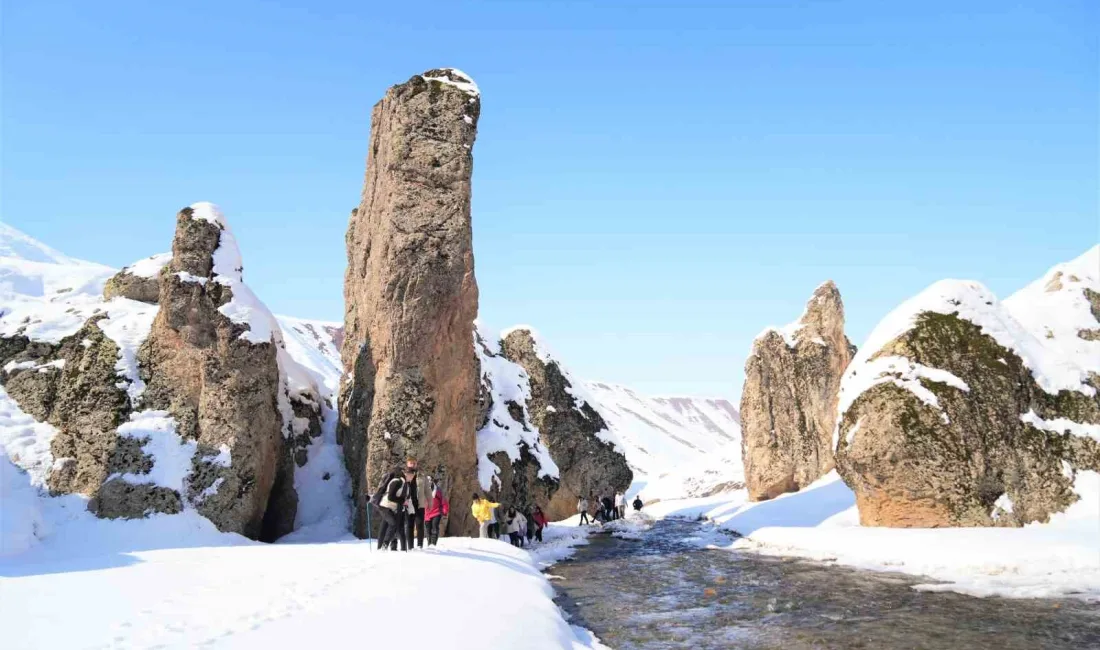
[740,281,855,501]
[339,69,482,537]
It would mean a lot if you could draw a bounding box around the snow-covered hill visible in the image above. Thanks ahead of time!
[584,382,742,500]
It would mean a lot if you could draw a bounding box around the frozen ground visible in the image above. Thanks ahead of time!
[642,470,1100,601]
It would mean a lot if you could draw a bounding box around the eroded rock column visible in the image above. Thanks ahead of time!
[339,69,482,537]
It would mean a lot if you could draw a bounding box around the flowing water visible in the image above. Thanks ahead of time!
[550,519,1100,649]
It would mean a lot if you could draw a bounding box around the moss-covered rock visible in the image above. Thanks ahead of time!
[835,283,1100,528]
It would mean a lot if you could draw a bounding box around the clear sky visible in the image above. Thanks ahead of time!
[3,1,1097,398]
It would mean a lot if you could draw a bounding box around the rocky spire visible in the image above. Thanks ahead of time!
[740,281,856,501]
[138,204,299,540]
[338,69,482,537]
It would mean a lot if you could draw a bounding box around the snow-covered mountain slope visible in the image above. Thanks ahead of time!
[1003,245,1100,378]
[274,315,343,394]
[584,382,743,500]
[0,223,116,342]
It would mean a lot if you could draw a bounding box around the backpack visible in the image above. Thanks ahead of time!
[370,471,396,507]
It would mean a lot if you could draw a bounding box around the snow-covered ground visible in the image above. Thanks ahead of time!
[643,470,1100,601]
[0,507,607,649]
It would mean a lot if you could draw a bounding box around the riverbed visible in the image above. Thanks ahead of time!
[550,519,1100,649]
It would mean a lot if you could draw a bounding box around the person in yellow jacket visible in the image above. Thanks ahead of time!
[471,492,500,539]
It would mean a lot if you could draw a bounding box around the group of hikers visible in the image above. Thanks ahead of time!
[470,495,550,547]
[371,457,449,551]
[576,490,644,525]
[370,456,640,551]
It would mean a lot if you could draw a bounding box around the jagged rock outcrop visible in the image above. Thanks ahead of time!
[475,331,559,512]
[740,281,856,501]
[138,204,301,540]
[338,69,482,537]
[102,253,170,304]
[498,328,632,521]
[835,263,1100,527]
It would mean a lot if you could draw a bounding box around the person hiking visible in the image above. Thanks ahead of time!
[531,505,549,542]
[588,492,600,523]
[577,495,590,525]
[471,493,499,539]
[405,458,426,549]
[370,466,403,550]
[633,495,644,511]
[423,474,449,547]
[377,465,415,551]
[601,494,615,521]
[615,492,626,519]
[506,508,526,547]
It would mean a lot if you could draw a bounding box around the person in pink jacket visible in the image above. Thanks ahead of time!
[422,475,449,546]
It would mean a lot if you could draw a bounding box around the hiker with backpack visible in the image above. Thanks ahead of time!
[375,465,415,551]
[423,473,449,547]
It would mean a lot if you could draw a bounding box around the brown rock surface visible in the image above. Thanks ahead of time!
[498,329,633,521]
[138,205,296,539]
[740,281,856,501]
[338,69,482,537]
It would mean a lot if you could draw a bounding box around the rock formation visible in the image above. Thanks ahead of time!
[834,259,1100,527]
[475,330,559,513]
[138,204,304,540]
[0,206,311,540]
[103,253,170,304]
[740,281,856,501]
[498,328,633,521]
[338,69,482,537]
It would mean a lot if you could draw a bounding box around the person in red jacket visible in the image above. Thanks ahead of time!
[422,474,449,546]
[531,505,549,542]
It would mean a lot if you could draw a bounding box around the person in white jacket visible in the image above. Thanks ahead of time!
[577,497,590,525]
[506,508,527,547]
[615,492,626,519]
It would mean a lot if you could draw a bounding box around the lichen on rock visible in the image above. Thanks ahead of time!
[835,271,1100,528]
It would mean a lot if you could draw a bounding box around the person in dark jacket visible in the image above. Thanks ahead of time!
[377,466,415,551]
[403,458,424,549]
[633,495,644,511]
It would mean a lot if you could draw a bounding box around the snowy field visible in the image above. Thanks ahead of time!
[643,470,1100,601]
[0,505,605,650]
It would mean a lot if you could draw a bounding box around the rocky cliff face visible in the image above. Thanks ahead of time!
[834,256,1100,527]
[740,281,855,501]
[338,69,482,537]
[498,328,632,520]
[475,330,559,513]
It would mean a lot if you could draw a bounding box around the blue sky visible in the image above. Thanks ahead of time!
[3,1,1096,397]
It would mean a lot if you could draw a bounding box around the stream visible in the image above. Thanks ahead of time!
[550,519,1100,649]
